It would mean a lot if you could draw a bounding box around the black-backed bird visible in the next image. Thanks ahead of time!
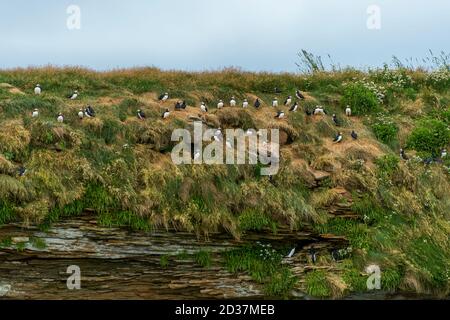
[254,98,261,108]
[332,114,339,126]
[78,109,84,119]
[284,96,292,106]
[289,102,298,112]
[162,108,170,119]
[333,132,343,143]
[68,90,78,100]
[217,100,224,109]
[85,105,95,117]
[137,109,146,120]
[400,148,409,160]
[57,113,64,123]
[351,130,358,140]
[296,89,305,100]
[32,108,39,118]
[159,92,169,102]
[274,111,285,119]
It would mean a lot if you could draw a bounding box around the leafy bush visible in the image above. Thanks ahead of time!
[305,270,331,298]
[375,155,399,176]
[341,83,380,115]
[407,119,450,156]
[371,115,399,144]
[238,209,273,231]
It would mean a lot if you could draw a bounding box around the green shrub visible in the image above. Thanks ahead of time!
[194,250,212,268]
[371,115,399,144]
[375,155,399,176]
[407,119,450,156]
[0,200,15,225]
[341,83,380,115]
[264,267,297,298]
[305,270,331,298]
[238,209,273,231]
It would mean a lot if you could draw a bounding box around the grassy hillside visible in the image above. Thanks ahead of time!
[0,66,449,297]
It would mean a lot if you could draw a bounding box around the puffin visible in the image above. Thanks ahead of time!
[296,89,305,100]
[254,98,261,108]
[68,90,78,100]
[332,114,339,126]
[32,108,39,118]
[242,99,249,108]
[217,100,224,109]
[78,109,84,119]
[162,108,170,119]
[137,109,146,120]
[441,149,447,158]
[272,98,278,107]
[305,108,312,116]
[57,113,64,123]
[351,130,358,140]
[200,102,208,112]
[289,102,298,112]
[284,96,292,106]
[309,248,317,264]
[274,111,285,119]
[85,105,95,117]
[345,105,352,116]
[400,148,409,160]
[230,97,236,107]
[333,132,343,143]
[175,101,182,110]
[18,166,27,177]
[159,92,169,102]
[274,87,282,94]
[287,247,296,258]
[314,106,325,115]
[180,100,187,109]
[34,84,41,95]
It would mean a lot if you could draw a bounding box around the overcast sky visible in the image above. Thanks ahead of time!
[0,0,449,72]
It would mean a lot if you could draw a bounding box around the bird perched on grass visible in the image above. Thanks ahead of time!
[351,130,358,140]
[85,105,95,117]
[217,100,224,109]
[254,98,261,108]
[441,148,447,158]
[175,101,182,110]
[78,109,84,119]
[314,105,325,115]
[284,96,292,106]
[296,89,305,100]
[289,102,298,112]
[18,166,27,177]
[332,114,340,126]
[230,97,236,107]
[200,102,208,112]
[32,108,39,118]
[180,100,187,109]
[162,108,170,119]
[333,132,343,143]
[272,98,278,107]
[159,92,169,102]
[274,110,285,119]
[68,90,78,100]
[137,109,146,120]
[308,248,317,264]
[57,113,64,123]
[345,105,352,116]
[400,148,409,160]
[34,84,41,95]
[305,108,312,116]
[242,99,249,108]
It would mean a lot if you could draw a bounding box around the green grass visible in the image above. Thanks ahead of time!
[160,255,170,268]
[194,250,212,268]
[305,270,331,298]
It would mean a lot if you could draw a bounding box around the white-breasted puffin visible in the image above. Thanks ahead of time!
[34,84,41,95]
